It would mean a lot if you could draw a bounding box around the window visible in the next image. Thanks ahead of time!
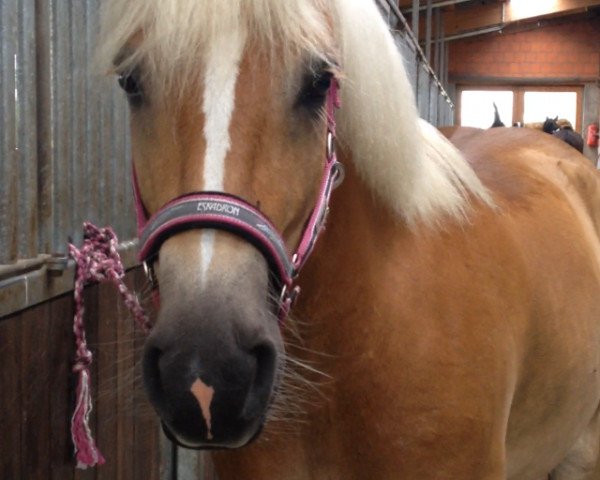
[460,90,514,128]
[523,91,578,127]
[457,86,583,131]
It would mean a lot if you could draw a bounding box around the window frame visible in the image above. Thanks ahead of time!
[456,84,584,131]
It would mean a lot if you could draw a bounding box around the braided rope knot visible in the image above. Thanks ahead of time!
[68,222,152,469]
[72,351,93,372]
[76,223,125,282]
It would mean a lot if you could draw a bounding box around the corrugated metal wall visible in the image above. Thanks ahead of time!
[0,0,135,265]
[378,0,455,126]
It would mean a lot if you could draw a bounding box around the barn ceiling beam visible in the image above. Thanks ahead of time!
[413,3,503,42]
[505,0,600,22]
[443,25,504,42]
[400,0,472,14]
[412,0,600,42]
[442,3,503,38]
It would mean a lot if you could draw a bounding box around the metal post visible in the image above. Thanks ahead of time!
[443,39,449,88]
[434,7,441,74]
[425,0,432,63]
[411,0,419,39]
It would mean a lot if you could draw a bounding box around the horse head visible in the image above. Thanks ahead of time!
[543,116,560,133]
[100,1,341,449]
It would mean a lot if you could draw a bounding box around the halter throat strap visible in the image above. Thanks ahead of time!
[133,81,342,321]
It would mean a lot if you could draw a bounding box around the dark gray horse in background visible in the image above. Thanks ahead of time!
[541,116,584,153]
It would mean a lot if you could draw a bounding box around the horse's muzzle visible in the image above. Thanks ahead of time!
[142,284,281,449]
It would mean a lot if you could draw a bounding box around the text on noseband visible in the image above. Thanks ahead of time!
[197,201,241,217]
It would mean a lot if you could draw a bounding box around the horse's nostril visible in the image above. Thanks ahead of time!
[243,343,277,419]
[254,344,277,389]
[143,343,168,412]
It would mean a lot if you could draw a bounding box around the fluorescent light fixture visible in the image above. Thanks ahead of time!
[506,0,561,22]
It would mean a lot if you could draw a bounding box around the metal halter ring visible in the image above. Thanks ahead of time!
[143,260,158,289]
[326,131,336,160]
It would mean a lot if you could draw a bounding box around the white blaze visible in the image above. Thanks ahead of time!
[199,28,246,286]
[191,378,215,440]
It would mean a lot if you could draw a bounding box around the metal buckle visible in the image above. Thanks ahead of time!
[279,284,301,308]
[143,260,158,289]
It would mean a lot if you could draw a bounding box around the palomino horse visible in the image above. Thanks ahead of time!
[99,0,600,478]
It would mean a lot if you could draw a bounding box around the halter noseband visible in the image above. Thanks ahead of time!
[133,81,343,321]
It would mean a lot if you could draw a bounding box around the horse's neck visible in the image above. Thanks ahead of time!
[297,150,403,321]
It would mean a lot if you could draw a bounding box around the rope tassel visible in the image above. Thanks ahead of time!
[68,222,151,469]
[71,367,104,469]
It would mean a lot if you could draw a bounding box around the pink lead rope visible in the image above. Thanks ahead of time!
[68,222,151,469]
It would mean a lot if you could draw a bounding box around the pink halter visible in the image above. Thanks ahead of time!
[133,80,343,321]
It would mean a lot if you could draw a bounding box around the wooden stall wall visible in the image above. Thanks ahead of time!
[1,269,152,479]
[0,266,219,480]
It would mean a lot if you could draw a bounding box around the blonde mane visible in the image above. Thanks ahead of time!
[98,0,492,226]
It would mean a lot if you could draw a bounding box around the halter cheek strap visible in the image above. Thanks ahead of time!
[133,80,343,321]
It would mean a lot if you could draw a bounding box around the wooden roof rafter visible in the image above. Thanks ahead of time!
[398,0,600,41]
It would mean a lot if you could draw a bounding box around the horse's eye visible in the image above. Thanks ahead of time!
[298,70,333,110]
[117,71,144,106]
[311,71,333,97]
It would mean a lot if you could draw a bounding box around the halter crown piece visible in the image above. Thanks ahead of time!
[135,79,344,321]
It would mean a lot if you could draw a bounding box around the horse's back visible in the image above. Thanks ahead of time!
[440,126,600,478]
[442,126,600,235]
